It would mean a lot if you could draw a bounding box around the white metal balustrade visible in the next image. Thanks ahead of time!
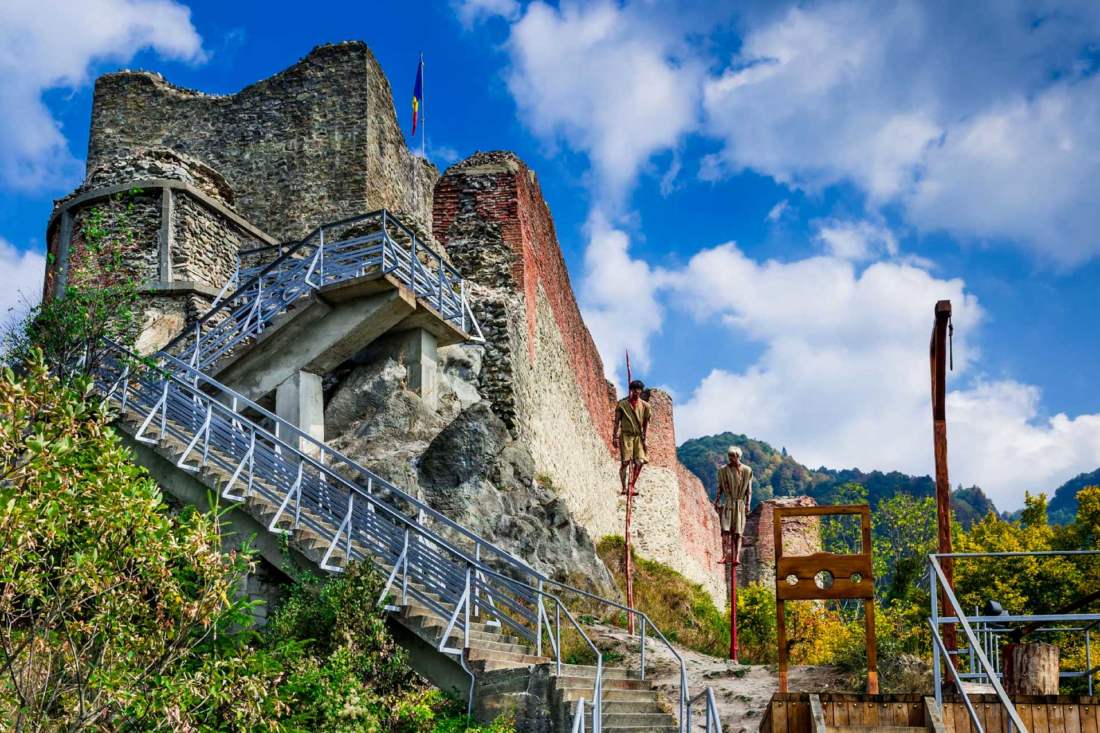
[167,210,484,373]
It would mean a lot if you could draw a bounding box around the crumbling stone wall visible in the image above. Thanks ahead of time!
[434,152,725,605]
[46,148,274,352]
[739,496,821,588]
[434,152,615,447]
[87,42,437,240]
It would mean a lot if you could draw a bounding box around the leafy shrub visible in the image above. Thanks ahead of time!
[0,351,255,729]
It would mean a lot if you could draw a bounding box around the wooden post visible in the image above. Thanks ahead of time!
[1003,642,1060,695]
[930,299,957,656]
[624,485,635,635]
[774,510,789,691]
[730,534,740,662]
[861,506,879,694]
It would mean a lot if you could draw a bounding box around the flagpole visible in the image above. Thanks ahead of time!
[420,52,426,159]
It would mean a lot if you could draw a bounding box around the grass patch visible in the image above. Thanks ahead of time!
[595,535,730,658]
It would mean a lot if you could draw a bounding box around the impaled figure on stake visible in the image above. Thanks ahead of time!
[716,445,753,660]
[612,380,651,496]
[715,446,752,566]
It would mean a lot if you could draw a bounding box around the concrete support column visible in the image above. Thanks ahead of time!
[275,370,324,458]
[403,328,438,410]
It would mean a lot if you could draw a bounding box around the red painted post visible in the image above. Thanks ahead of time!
[625,486,635,635]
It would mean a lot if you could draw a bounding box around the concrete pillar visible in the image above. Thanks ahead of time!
[275,370,324,457]
[403,329,438,410]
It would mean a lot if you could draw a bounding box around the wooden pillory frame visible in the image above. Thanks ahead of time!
[774,504,879,695]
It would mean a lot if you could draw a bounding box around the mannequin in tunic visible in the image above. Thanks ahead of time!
[612,380,651,496]
[715,446,753,565]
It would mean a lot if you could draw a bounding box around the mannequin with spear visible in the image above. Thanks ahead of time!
[612,351,650,634]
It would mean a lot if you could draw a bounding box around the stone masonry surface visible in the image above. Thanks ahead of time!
[47,148,271,352]
[434,152,726,605]
[87,42,437,240]
[740,496,821,588]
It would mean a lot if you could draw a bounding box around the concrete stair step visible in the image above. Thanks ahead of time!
[554,675,651,691]
[557,687,660,704]
[555,664,640,680]
[467,648,550,666]
[582,712,677,729]
[405,613,504,637]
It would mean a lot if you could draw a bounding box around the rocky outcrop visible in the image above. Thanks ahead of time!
[323,334,615,593]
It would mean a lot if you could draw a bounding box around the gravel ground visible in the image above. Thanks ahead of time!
[588,623,854,733]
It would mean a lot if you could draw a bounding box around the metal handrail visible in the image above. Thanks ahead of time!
[165,210,479,371]
[116,340,541,583]
[686,687,724,733]
[95,339,608,728]
[929,555,1027,733]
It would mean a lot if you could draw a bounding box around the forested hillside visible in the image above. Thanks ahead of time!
[1048,468,1100,524]
[678,431,998,526]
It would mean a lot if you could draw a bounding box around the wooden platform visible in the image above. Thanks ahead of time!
[759,692,1100,733]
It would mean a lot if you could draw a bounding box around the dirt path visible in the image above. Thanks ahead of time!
[588,624,854,732]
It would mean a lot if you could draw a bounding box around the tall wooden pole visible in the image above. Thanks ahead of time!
[625,488,636,635]
[930,299,957,656]
[729,536,739,662]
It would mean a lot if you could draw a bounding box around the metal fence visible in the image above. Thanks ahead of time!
[929,550,1100,733]
[169,210,483,372]
[93,337,705,732]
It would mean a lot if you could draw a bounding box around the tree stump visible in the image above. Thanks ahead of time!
[1002,642,1060,695]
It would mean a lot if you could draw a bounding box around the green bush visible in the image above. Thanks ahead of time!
[0,352,513,731]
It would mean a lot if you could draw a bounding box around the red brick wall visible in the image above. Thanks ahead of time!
[434,153,616,450]
[644,389,679,469]
[678,463,723,570]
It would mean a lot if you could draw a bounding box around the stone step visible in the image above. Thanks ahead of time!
[466,648,551,666]
[553,675,652,691]
[557,687,660,704]
[555,663,641,680]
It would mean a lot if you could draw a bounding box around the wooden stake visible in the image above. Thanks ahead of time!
[930,299,957,656]
[624,483,636,635]
[729,533,740,662]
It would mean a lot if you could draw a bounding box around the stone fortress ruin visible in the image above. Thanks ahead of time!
[41,41,836,731]
[45,40,742,605]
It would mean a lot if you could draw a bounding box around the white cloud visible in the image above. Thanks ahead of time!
[501,1,702,202]
[0,239,46,331]
[703,0,1100,263]
[664,237,1100,510]
[908,76,1100,266]
[0,0,205,190]
[579,211,667,382]
[815,219,897,261]
[765,199,789,223]
[453,0,520,28]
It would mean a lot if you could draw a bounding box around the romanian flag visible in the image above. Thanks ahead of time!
[411,55,424,135]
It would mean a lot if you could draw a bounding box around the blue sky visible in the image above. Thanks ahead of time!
[2,0,1100,510]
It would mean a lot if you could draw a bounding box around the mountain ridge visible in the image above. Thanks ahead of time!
[677,431,998,527]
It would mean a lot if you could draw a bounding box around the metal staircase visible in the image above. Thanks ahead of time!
[90,210,718,733]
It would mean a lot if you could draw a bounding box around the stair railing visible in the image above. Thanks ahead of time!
[535,578,691,731]
[928,554,1027,733]
[165,209,482,372]
[95,340,607,726]
[686,687,724,733]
